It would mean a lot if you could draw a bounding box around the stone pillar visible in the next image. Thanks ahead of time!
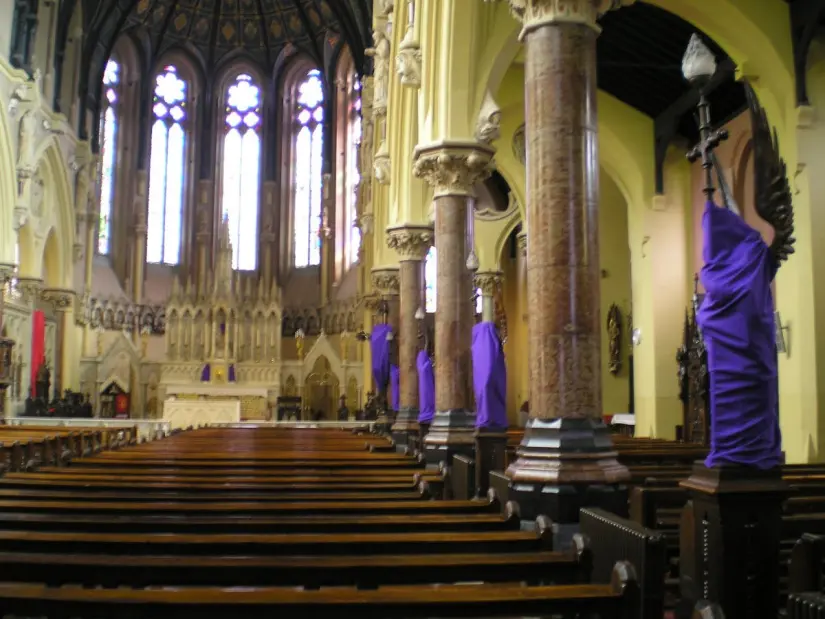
[413,142,494,465]
[504,0,630,528]
[41,289,74,394]
[370,266,400,426]
[387,225,433,445]
[474,271,501,323]
[131,171,148,305]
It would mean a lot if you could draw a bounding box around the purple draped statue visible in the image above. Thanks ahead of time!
[697,201,782,469]
[390,365,400,411]
[228,364,236,383]
[200,364,211,382]
[417,350,435,424]
[371,324,392,393]
[472,322,507,430]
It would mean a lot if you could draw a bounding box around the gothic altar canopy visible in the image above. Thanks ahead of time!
[697,81,795,470]
[162,216,283,388]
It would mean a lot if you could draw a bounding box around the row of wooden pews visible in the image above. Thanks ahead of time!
[0,423,135,473]
[0,426,657,618]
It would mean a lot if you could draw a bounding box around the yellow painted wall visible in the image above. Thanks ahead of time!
[599,172,632,416]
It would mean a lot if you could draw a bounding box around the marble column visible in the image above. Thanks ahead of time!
[387,225,433,445]
[413,142,494,464]
[370,267,400,425]
[504,0,630,526]
[41,289,74,395]
[474,271,501,323]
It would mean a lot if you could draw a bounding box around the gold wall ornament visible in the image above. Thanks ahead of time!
[607,303,622,375]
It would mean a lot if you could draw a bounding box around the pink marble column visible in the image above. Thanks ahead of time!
[387,226,432,442]
[413,143,494,462]
[505,1,630,520]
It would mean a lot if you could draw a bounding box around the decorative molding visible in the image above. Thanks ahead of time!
[15,277,43,304]
[359,213,375,236]
[371,267,401,295]
[374,139,391,184]
[476,191,520,221]
[517,231,527,256]
[0,263,16,284]
[41,288,75,312]
[486,0,635,35]
[386,225,433,261]
[376,0,394,17]
[396,36,422,88]
[475,91,502,145]
[474,271,503,296]
[413,141,496,198]
[512,123,526,166]
[85,297,166,334]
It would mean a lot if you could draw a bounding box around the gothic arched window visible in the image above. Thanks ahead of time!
[221,73,262,271]
[97,58,120,255]
[424,246,483,315]
[345,77,362,268]
[293,69,325,268]
[425,247,436,313]
[146,65,187,265]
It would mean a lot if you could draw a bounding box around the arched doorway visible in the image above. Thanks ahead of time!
[303,356,340,421]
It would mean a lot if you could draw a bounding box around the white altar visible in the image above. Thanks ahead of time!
[163,399,241,430]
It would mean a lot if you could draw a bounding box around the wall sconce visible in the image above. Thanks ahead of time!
[775,312,790,355]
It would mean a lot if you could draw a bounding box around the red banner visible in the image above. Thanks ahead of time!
[30,310,45,394]
[115,393,130,418]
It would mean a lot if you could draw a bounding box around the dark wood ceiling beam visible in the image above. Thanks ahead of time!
[324,0,366,72]
[787,0,825,105]
[653,57,735,193]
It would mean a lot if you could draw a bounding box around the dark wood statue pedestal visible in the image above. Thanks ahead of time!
[391,406,419,446]
[678,463,787,619]
[423,409,476,466]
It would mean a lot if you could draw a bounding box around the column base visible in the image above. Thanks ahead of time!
[391,406,420,446]
[423,409,476,466]
[505,417,630,523]
[678,463,787,619]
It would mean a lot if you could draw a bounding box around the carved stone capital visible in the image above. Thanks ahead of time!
[41,288,75,312]
[396,40,422,88]
[359,213,375,236]
[374,140,391,185]
[0,263,16,285]
[16,277,43,304]
[476,91,502,145]
[412,141,495,198]
[517,231,527,256]
[493,0,635,35]
[371,267,401,296]
[474,271,503,295]
[386,225,433,261]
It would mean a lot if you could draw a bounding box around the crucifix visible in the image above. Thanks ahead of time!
[683,34,729,201]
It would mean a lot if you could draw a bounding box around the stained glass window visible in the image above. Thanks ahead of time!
[294,69,325,268]
[146,65,187,265]
[97,59,119,255]
[345,77,362,267]
[221,74,261,271]
[424,246,483,315]
[425,247,436,313]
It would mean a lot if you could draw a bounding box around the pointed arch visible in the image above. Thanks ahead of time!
[0,88,16,263]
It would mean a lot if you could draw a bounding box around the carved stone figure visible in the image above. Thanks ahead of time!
[606,304,622,375]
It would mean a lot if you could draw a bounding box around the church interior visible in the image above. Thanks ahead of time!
[0,0,823,617]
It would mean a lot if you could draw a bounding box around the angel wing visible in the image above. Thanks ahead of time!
[746,80,796,264]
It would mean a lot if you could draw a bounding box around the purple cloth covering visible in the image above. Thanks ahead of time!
[200,364,210,382]
[697,201,781,469]
[371,324,392,393]
[417,350,435,423]
[228,364,236,383]
[390,364,400,410]
[472,322,507,429]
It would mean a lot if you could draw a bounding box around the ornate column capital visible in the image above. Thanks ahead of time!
[0,263,16,285]
[412,141,495,198]
[41,288,75,312]
[386,225,433,261]
[488,0,634,35]
[371,267,401,296]
[474,271,503,295]
[16,277,43,304]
